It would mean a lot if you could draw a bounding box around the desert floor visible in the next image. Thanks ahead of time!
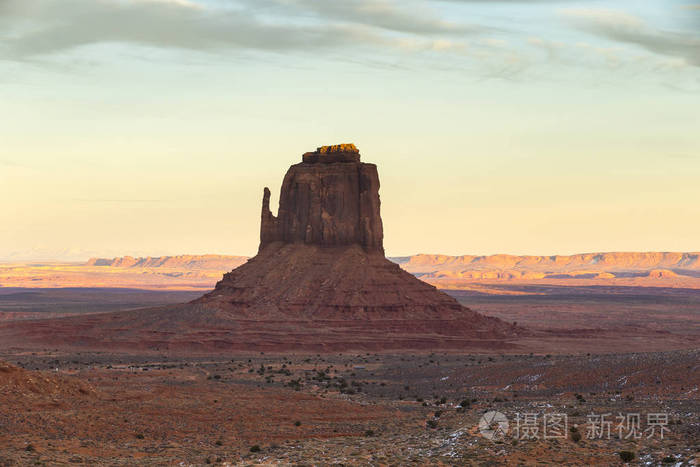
[0,285,698,465]
[1,350,698,465]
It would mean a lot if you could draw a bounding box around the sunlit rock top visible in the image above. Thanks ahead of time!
[302,143,360,163]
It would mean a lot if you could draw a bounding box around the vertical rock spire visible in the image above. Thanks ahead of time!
[260,187,279,251]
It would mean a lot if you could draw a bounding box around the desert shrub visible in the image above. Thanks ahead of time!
[250,445,261,453]
[426,419,438,429]
[25,444,35,452]
[135,433,144,440]
[365,429,375,437]
[662,456,676,464]
[619,451,635,462]
[570,425,582,442]
[294,421,301,426]
[215,440,223,446]
[459,399,470,408]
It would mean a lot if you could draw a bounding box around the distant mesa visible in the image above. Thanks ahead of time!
[86,255,248,270]
[194,143,515,345]
[0,144,518,353]
[396,252,700,289]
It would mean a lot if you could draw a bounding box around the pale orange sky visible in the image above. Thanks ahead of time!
[1,0,698,260]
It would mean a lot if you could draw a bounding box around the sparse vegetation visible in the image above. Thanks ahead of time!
[619,451,635,462]
[3,350,694,465]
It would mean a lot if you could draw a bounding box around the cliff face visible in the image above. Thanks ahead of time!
[193,143,519,345]
[1,144,518,353]
[260,144,384,253]
[393,252,700,288]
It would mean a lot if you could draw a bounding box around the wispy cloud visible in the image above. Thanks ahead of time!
[282,0,483,35]
[1,0,697,85]
[440,0,579,3]
[0,0,524,78]
[561,7,700,66]
[0,0,394,59]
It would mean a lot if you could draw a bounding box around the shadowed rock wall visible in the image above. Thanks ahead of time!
[260,144,384,253]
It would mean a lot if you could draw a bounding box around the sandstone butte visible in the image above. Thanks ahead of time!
[0,144,519,353]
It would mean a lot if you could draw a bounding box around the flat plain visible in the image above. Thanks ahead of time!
[1,349,697,465]
[0,283,698,465]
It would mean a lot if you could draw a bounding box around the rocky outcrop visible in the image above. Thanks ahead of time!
[0,144,520,353]
[260,144,383,253]
[188,144,519,348]
[0,360,95,397]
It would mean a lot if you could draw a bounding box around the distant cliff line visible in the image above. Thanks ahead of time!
[2,251,698,291]
[86,255,248,269]
[392,252,700,270]
[88,252,699,271]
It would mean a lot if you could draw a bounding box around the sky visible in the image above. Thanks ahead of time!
[0,0,699,260]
